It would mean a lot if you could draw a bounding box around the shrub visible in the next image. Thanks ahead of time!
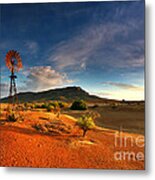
[49,101,59,108]
[41,103,48,109]
[30,103,34,109]
[70,100,87,110]
[24,102,28,108]
[111,103,118,110]
[6,109,19,122]
[7,113,17,122]
[34,104,41,109]
[32,121,72,135]
[76,114,95,137]
[34,103,47,109]
[122,99,126,103]
[46,105,54,112]
[23,103,33,110]
[58,102,68,108]
[16,104,25,111]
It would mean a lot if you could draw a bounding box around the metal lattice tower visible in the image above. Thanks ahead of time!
[9,66,18,104]
[5,50,22,106]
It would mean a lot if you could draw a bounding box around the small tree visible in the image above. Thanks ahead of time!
[70,100,87,110]
[76,114,95,137]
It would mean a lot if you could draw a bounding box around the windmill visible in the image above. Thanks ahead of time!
[5,50,22,110]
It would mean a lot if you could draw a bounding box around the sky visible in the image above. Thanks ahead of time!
[0,0,145,100]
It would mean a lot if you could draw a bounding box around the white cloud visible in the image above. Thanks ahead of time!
[110,40,144,68]
[22,66,74,92]
[97,81,144,100]
[101,81,144,91]
[47,22,130,71]
[96,89,144,101]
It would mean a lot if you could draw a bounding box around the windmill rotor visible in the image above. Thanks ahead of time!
[5,50,22,72]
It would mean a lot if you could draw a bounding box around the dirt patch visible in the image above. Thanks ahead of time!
[0,110,144,169]
[32,119,72,135]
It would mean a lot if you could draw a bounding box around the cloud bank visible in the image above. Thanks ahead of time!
[101,81,144,91]
[22,66,74,92]
[46,19,144,72]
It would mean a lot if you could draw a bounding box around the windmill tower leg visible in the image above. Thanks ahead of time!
[5,50,22,121]
[9,72,18,106]
[6,72,18,120]
[9,77,13,98]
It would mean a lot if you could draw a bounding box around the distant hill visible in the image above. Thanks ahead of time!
[1,86,113,103]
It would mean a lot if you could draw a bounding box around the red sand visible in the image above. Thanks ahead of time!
[0,111,144,169]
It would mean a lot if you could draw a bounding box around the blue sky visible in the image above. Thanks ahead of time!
[0,1,145,100]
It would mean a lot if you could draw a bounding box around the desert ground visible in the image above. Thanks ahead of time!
[65,102,144,135]
[0,102,144,169]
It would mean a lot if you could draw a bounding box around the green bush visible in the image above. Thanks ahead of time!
[34,104,41,109]
[49,101,59,108]
[41,103,48,109]
[46,105,54,112]
[34,101,68,111]
[58,102,68,108]
[76,114,95,137]
[70,100,87,110]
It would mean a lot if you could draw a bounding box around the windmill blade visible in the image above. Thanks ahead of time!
[5,50,23,72]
